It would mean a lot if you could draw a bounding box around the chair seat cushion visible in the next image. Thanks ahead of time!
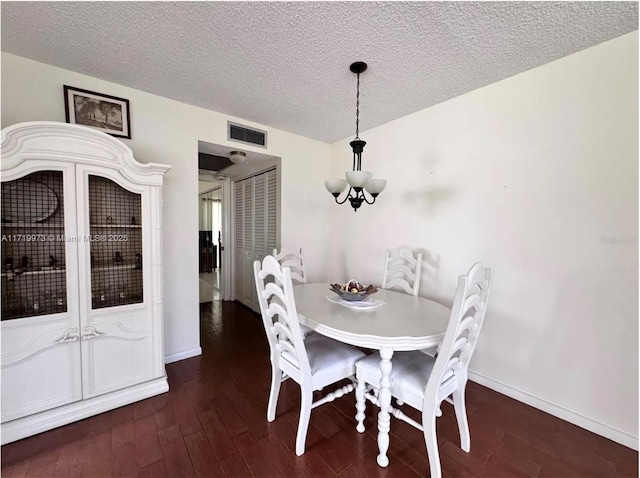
[304,333,366,387]
[356,350,436,402]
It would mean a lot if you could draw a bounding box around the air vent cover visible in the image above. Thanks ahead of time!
[228,122,267,147]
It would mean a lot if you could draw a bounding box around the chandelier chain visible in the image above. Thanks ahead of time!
[355,72,360,139]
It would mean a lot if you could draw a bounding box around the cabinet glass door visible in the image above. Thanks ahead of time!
[87,175,143,309]
[1,171,68,320]
[1,168,82,424]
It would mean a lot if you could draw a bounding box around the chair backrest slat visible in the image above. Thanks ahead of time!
[273,245,306,284]
[263,283,288,309]
[276,341,301,367]
[382,246,423,296]
[272,321,295,344]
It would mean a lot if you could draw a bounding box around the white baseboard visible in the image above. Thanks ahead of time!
[468,371,638,451]
[164,347,202,364]
[1,377,168,445]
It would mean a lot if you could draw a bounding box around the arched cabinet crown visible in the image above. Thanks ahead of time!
[1,121,171,445]
[1,121,170,183]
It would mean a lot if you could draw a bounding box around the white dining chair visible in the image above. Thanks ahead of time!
[355,262,493,477]
[254,255,366,456]
[273,245,306,284]
[381,246,423,296]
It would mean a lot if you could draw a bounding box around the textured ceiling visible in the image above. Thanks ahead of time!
[1,2,637,143]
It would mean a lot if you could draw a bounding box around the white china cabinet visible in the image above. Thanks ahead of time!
[0,122,170,444]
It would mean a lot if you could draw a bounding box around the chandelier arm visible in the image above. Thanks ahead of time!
[361,190,377,205]
[333,187,355,205]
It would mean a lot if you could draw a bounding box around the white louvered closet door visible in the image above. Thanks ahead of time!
[242,178,255,309]
[266,170,277,254]
[234,182,245,306]
[234,169,277,312]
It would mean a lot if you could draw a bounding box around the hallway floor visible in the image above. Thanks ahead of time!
[199,270,221,303]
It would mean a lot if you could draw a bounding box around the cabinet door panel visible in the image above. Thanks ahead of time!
[1,317,82,422]
[81,308,153,397]
[77,168,156,398]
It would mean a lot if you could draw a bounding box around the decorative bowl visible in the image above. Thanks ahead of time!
[329,280,378,302]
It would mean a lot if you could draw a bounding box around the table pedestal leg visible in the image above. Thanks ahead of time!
[377,346,394,467]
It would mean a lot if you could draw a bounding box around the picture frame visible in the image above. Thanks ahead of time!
[63,85,131,139]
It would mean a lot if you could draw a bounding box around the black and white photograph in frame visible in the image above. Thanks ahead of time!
[63,85,131,139]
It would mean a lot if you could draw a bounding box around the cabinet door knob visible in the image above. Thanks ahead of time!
[54,327,79,344]
[81,326,105,341]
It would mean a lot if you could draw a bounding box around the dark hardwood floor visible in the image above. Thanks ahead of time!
[2,300,637,477]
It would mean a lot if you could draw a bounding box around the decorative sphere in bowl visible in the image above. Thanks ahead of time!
[329,281,378,301]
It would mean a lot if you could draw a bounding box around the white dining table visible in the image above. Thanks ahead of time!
[292,283,451,467]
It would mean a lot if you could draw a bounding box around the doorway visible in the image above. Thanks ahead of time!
[196,140,280,309]
[198,186,222,303]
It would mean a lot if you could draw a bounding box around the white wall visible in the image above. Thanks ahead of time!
[329,31,638,447]
[1,53,333,362]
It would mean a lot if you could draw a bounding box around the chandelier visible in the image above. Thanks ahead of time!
[325,62,386,211]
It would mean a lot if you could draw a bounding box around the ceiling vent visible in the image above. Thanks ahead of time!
[228,121,267,148]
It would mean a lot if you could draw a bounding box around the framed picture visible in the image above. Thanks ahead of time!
[63,85,131,139]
